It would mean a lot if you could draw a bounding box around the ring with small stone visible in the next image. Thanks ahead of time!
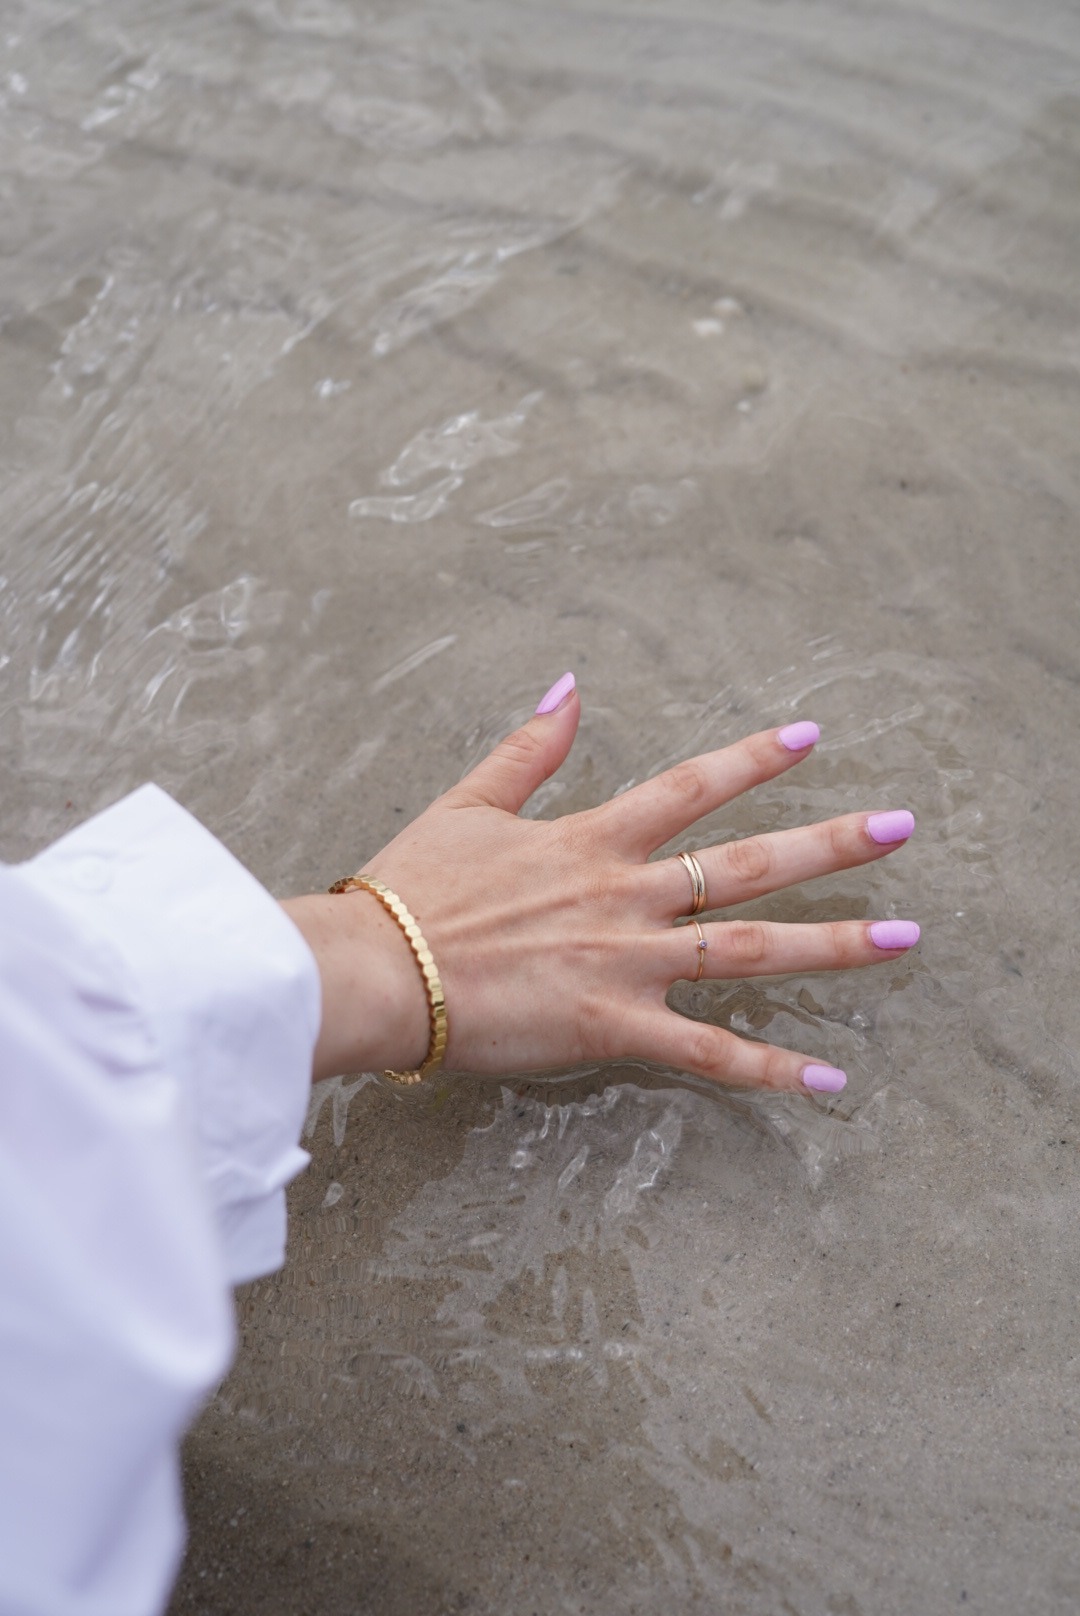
[692,919,708,982]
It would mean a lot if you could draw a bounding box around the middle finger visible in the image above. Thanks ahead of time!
[646,809,915,917]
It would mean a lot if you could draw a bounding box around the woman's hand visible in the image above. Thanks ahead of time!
[283,674,918,1096]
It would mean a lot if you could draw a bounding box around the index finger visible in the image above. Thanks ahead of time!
[602,722,820,857]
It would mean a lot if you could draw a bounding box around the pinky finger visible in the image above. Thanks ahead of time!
[630,1007,847,1096]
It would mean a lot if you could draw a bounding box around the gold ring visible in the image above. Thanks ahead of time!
[677,850,708,915]
[692,920,708,982]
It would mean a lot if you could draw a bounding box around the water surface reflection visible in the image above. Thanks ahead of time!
[2,0,1078,1610]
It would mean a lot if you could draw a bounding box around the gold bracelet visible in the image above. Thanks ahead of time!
[327,874,448,1086]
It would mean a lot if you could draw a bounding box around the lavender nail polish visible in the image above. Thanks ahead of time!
[870,919,921,950]
[777,720,820,752]
[803,1064,847,1093]
[867,809,915,845]
[535,671,576,715]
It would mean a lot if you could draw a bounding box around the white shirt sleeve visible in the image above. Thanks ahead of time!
[0,784,321,1616]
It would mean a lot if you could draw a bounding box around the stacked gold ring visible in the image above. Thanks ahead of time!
[327,873,448,1085]
[676,850,708,915]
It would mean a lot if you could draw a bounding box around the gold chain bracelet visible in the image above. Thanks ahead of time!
[327,874,448,1086]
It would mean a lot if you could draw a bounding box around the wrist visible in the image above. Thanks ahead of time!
[280,891,429,1082]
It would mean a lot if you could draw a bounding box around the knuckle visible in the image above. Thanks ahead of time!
[575,990,617,1057]
[725,920,769,967]
[574,990,601,1035]
[554,821,637,915]
[664,759,711,812]
[584,798,622,845]
[826,819,850,863]
[743,729,781,775]
[581,864,610,909]
[724,835,772,887]
[554,812,602,869]
[686,1025,721,1074]
[497,724,546,768]
[759,1046,793,1092]
[598,856,636,908]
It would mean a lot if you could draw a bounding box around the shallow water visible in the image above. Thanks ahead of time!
[2,1,1079,1611]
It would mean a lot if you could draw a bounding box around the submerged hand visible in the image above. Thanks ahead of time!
[284,675,917,1095]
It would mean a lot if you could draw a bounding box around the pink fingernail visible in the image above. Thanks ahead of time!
[535,671,576,715]
[777,720,820,752]
[802,1064,847,1093]
[870,919,921,950]
[867,809,915,845]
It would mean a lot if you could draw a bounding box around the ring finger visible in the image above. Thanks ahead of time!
[658,914,921,984]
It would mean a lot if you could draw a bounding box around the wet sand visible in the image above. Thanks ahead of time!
[2,0,1080,1610]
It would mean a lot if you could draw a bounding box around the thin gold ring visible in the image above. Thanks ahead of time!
[677,850,708,915]
[692,920,708,982]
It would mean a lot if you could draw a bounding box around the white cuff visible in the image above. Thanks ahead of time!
[22,784,321,1284]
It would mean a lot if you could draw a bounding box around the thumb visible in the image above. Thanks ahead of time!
[451,672,580,813]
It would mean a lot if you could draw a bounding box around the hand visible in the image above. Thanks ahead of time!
[283,675,918,1095]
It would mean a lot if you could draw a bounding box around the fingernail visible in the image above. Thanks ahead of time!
[870,919,921,950]
[535,671,576,715]
[802,1064,847,1093]
[777,720,820,752]
[867,809,915,845]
